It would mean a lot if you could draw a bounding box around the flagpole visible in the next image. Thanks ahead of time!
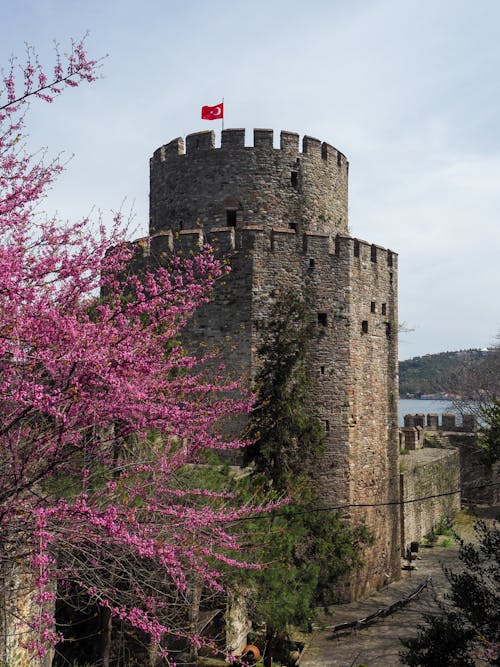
[222,97,224,132]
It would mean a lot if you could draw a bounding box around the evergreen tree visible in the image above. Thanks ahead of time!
[243,292,371,661]
[400,521,500,666]
[244,292,324,489]
[479,399,500,468]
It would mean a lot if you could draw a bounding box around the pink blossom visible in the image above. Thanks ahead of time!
[0,36,281,662]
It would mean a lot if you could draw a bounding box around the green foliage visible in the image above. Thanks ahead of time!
[244,292,324,490]
[399,349,489,397]
[400,521,500,666]
[420,528,438,548]
[434,516,453,536]
[235,473,371,632]
[401,612,476,666]
[241,292,371,650]
[478,399,500,467]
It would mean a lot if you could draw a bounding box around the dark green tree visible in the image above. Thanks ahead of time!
[400,521,500,666]
[244,292,324,489]
[242,292,371,661]
[479,399,500,468]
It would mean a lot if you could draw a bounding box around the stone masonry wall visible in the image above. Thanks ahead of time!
[150,129,348,237]
[141,129,400,599]
[445,433,500,505]
[346,237,400,597]
[400,448,461,552]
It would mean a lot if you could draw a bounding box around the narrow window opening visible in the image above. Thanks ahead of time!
[324,419,330,432]
[321,144,328,160]
[381,303,387,315]
[226,209,237,227]
[291,171,298,188]
[361,320,369,334]
[337,151,342,168]
[317,312,328,327]
[386,322,392,338]
[371,245,377,263]
[387,251,393,267]
[335,237,341,255]
[288,222,297,232]
[179,220,184,231]
[389,271,393,285]
[354,240,360,257]
[309,258,315,269]
[370,301,376,314]
[320,365,325,375]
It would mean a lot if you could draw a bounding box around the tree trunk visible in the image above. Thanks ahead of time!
[188,581,202,663]
[100,606,113,667]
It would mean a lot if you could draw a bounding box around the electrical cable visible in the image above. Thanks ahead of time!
[230,480,500,523]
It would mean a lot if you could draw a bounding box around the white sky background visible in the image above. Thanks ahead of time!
[2,0,499,360]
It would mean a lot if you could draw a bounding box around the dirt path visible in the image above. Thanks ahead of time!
[298,540,460,667]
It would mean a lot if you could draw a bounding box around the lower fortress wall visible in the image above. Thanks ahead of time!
[135,228,401,600]
[400,448,461,553]
[446,432,500,506]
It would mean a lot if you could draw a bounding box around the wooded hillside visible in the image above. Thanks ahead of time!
[399,349,491,397]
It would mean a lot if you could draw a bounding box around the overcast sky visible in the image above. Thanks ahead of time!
[2,0,499,360]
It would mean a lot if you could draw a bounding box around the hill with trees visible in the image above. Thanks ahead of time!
[399,349,492,397]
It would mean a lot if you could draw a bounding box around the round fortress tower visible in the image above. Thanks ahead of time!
[149,128,349,236]
[144,128,400,600]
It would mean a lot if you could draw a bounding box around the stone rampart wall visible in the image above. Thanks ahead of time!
[400,414,499,505]
[132,225,400,598]
[446,432,500,505]
[143,129,400,599]
[400,448,461,552]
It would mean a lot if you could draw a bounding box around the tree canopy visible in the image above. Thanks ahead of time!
[0,39,272,665]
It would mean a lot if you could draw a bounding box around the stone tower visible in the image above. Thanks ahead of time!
[141,128,400,598]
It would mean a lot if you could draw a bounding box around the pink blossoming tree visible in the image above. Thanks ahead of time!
[0,39,269,666]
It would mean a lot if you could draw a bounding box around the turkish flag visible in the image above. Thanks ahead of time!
[201,102,224,120]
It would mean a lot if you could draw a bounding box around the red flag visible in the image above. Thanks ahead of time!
[201,102,224,120]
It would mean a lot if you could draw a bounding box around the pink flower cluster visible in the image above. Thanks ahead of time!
[0,38,281,662]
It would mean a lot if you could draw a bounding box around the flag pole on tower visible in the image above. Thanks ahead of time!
[201,101,225,129]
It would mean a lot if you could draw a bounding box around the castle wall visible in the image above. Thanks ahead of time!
[447,433,500,505]
[150,129,348,237]
[401,414,500,505]
[248,229,352,509]
[345,237,400,596]
[400,448,461,551]
[144,129,400,599]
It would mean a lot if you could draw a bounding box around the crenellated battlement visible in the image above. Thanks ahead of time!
[151,128,347,165]
[403,413,477,433]
[132,228,397,274]
[150,128,350,238]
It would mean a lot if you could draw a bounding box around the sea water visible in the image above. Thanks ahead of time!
[398,398,459,427]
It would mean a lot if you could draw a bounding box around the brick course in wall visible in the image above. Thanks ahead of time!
[136,128,400,599]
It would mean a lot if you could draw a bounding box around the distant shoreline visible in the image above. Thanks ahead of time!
[399,395,460,401]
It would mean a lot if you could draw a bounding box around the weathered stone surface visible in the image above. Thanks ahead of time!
[139,129,400,599]
[400,448,461,551]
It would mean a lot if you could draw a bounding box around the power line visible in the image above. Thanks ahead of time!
[231,480,500,523]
